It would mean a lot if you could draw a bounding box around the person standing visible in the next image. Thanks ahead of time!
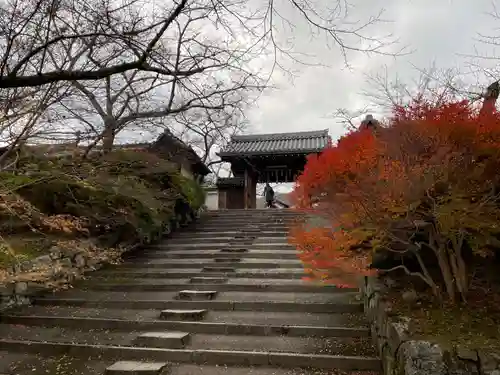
[263,183,275,208]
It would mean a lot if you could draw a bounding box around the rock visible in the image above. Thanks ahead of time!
[58,258,72,268]
[33,255,52,268]
[14,294,30,305]
[50,267,66,279]
[456,347,478,362]
[14,281,28,295]
[73,253,86,268]
[0,283,14,297]
[86,257,99,269]
[20,260,33,272]
[163,223,171,235]
[49,247,62,260]
[26,282,47,295]
[402,289,419,303]
[398,341,445,375]
[479,352,500,373]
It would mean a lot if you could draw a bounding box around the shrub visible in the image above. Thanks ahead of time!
[292,99,500,303]
[0,150,204,248]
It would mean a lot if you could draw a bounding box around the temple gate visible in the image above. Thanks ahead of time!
[216,129,331,209]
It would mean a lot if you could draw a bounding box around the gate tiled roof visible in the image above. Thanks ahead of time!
[218,129,330,157]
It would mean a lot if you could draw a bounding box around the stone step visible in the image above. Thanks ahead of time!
[190,223,294,229]
[4,306,368,329]
[165,237,288,244]
[202,213,300,219]
[160,309,207,321]
[148,243,294,250]
[94,269,306,280]
[203,209,300,215]
[106,360,168,374]
[0,353,376,375]
[219,248,249,253]
[0,339,381,370]
[0,315,370,338]
[133,331,191,349]
[178,290,218,300]
[0,323,374,357]
[35,290,360,304]
[190,277,228,284]
[182,226,291,233]
[213,257,242,263]
[136,251,297,260]
[76,281,357,293]
[144,364,380,375]
[200,215,298,220]
[134,260,302,269]
[172,231,288,238]
[185,227,291,233]
[202,267,236,273]
[32,297,363,313]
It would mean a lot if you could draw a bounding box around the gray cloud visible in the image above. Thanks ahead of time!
[246,0,499,140]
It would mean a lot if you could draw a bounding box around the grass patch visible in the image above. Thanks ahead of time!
[385,273,500,351]
[0,234,55,267]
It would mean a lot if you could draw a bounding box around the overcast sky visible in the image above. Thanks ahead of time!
[246,0,499,142]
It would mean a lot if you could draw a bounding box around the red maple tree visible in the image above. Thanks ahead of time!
[290,98,500,302]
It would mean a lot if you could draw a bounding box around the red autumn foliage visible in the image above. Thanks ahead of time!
[290,97,500,302]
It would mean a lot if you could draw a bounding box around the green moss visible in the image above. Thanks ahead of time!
[0,235,54,267]
[170,173,206,210]
[0,149,205,262]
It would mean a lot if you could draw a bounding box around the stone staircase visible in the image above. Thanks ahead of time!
[0,209,381,375]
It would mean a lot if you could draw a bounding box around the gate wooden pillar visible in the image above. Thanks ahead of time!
[244,168,257,209]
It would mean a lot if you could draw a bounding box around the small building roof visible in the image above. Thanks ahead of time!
[20,130,211,176]
[218,129,330,158]
[149,130,211,176]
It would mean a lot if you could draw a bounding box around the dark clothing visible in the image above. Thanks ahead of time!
[264,185,274,200]
[263,184,275,208]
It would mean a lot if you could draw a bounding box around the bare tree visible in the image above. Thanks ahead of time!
[329,107,371,131]
[0,0,196,89]
[38,0,266,154]
[0,82,73,168]
[52,68,257,154]
[0,0,403,92]
[0,0,405,162]
[172,106,248,173]
[362,64,486,113]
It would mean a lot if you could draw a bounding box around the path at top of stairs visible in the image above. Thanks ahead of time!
[0,209,381,375]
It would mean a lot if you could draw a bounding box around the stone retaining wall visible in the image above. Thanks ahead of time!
[361,276,500,375]
[0,207,204,311]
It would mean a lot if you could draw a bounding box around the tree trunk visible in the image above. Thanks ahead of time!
[429,230,456,302]
[448,235,468,302]
[102,126,115,154]
[436,245,456,303]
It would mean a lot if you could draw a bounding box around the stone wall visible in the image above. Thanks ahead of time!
[361,276,500,375]
[0,207,204,312]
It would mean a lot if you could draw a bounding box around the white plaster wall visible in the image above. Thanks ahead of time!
[204,190,219,210]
